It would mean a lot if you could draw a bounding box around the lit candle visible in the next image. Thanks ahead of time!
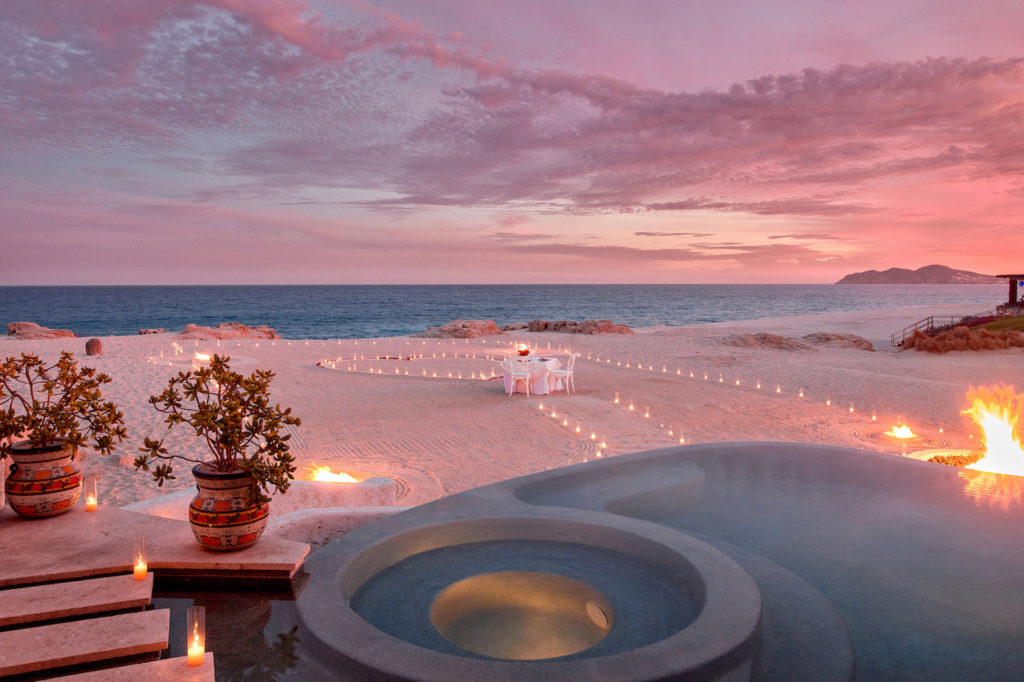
[187,639,204,665]
[132,535,147,581]
[186,605,206,666]
[85,475,98,511]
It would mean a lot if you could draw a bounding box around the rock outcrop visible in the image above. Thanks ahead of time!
[519,319,633,335]
[138,328,167,335]
[6,322,77,339]
[801,332,874,351]
[176,322,279,340]
[836,264,999,285]
[720,333,812,351]
[85,338,103,356]
[418,319,503,338]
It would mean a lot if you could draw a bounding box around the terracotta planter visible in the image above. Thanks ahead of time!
[189,464,270,551]
[5,440,82,518]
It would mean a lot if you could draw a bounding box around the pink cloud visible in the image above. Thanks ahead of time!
[2,2,1024,283]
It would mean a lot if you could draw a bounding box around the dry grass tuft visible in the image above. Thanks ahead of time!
[905,326,1024,353]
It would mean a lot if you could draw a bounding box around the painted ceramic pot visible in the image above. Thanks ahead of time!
[5,440,82,518]
[189,464,270,551]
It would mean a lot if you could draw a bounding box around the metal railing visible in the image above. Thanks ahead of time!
[890,316,958,347]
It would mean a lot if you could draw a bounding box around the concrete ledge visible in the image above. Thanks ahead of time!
[0,506,309,587]
[267,506,409,547]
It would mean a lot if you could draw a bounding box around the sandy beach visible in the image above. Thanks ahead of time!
[4,303,1017,509]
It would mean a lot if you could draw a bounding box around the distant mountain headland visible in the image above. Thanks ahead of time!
[836,265,1001,285]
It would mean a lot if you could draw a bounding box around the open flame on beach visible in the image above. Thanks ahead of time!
[963,385,1024,477]
[194,352,211,362]
[310,465,361,483]
[886,423,915,439]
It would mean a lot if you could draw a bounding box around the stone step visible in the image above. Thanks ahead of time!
[0,573,153,627]
[53,654,216,681]
[0,609,169,677]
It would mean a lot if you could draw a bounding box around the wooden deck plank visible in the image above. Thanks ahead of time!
[53,653,215,681]
[0,573,152,627]
[0,609,169,677]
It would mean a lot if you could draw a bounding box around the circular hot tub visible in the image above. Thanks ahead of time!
[299,514,762,680]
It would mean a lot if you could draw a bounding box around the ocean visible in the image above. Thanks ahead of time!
[0,284,1007,339]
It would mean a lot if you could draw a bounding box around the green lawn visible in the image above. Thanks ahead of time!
[978,316,1024,332]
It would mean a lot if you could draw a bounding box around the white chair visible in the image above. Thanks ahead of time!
[550,354,577,394]
[507,361,531,397]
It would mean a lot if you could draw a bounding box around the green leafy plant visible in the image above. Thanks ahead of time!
[136,354,301,503]
[0,352,127,458]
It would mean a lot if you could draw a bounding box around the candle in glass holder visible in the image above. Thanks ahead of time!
[85,475,98,511]
[132,535,147,580]
[186,605,206,666]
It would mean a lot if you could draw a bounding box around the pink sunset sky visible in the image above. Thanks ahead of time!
[2,0,1023,284]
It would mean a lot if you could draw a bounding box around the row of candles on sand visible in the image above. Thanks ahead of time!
[154,337,941,442]
[532,400,613,461]
[313,347,927,437]
[538,383,932,466]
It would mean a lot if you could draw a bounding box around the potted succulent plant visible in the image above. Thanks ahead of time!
[1,352,127,518]
[136,354,301,550]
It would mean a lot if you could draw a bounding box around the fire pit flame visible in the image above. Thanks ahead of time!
[886,423,915,439]
[310,465,361,483]
[963,385,1024,477]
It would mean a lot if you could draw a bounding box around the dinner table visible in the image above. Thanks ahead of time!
[501,355,563,395]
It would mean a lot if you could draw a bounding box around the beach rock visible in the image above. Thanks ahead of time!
[176,322,279,340]
[721,333,812,351]
[418,319,503,338]
[801,332,874,351]
[85,338,103,356]
[559,320,634,335]
[523,319,633,334]
[6,321,77,339]
[501,323,528,331]
[138,328,167,335]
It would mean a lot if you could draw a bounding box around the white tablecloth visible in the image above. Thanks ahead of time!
[501,357,562,395]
